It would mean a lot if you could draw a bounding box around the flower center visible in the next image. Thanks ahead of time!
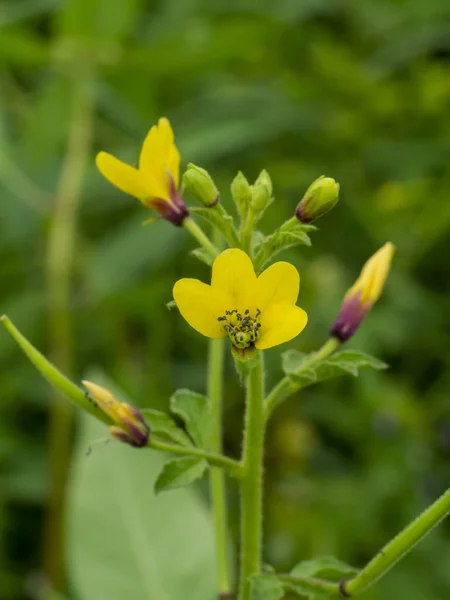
[218,308,262,349]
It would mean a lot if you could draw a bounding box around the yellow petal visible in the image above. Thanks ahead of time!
[348,242,395,305]
[173,279,231,338]
[139,118,178,198]
[211,249,257,309]
[256,261,300,312]
[96,152,149,200]
[256,303,308,350]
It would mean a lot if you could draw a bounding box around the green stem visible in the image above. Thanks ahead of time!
[183,216,220,260]
[264,337,340,420]
[238,352,265,600]
[342,488,450,597]
[148,438,241,477]
[44,74,93,589]
[207,338,232,594]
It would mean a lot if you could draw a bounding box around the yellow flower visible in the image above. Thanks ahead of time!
[330,242,394,341]
[83,381,150,448]
[96,117,188,225]
[173,249,308,350]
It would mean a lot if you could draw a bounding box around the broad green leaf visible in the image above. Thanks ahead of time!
[189,206,239,247]
[190,246,214,266]
[154,457,208,494]
[291,556,358,581]
[249,574,285,600]
[140,409,193,447]
[170,389,213,449]
[254,225,315,270]
[282,349,388,389]
[68,411,215,600]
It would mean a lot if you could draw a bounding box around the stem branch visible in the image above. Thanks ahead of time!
[183,216,220,260]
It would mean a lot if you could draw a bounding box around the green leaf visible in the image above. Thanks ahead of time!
[140,409,193,447]
[291,556,358,581]
[154,457,208,494]
[249,574,285,600]
[190,246,214,266]
[170,389,213,449]
[190,206,239,246]
[254,225,315,270]
[282,349,388,389]
[68,410,215,600]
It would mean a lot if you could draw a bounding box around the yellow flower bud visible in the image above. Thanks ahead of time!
[330,242,395,342]
[182,163,220,207]
[82,381,150,448]
[296,176,339,223]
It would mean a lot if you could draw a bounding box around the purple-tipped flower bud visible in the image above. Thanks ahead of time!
[82,381,150,448]
[182,163,220,207]
[296,176,339,223]
[329,242,394,342]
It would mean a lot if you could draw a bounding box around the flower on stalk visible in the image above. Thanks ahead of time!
[96,117,188,226]
[173,249,308,353]
[82,381,150,448]
[182,163,220,207]
[296,175,339,223]
[329,242,394,342]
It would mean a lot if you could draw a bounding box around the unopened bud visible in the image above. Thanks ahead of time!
[182,163,219,207]
[82,381,150,448]
[231,171,252,216]
[329,242,394,342]
[296,176,339,223]
[250,169,273,212]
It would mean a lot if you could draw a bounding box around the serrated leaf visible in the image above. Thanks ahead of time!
[189,206,239,246]
[249,574,285,600]
[190,246,214,266]
[291,556,358,581]
[170,389,213,449]
[282,349,387,389]
[154,457,208,494]
[254,225,314,270]
[140,409,193,447]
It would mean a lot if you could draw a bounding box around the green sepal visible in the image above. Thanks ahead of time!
[189,205,240,247]
[154,456,208,494]
[140,409,193,447]
[170,389,213,449]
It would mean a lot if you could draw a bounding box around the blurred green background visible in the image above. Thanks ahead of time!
[1,0,450,599]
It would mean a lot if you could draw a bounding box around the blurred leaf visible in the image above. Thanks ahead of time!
[254,225,315,270]
[250,573,285,600]
[154,456,207,494]
[68,403,215,600]
[290,556,358,581]
[170,389,212,449]
[140,409,193,447]
[282,349,388,388]
[190,246,214,266]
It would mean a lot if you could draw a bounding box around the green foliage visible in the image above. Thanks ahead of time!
[68,412,215,600]
[250,574,285,600]
[154,456,208,494]
[140,409,193,447]
[170,389,213,449]
[290,556,358,581]
[282,349,388,388]
[189,206,240,247]
[253,224,315,271]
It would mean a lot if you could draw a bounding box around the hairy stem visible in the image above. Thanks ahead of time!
[43,74,93,589]
[148,438,241,478]
[341,488,450,597]
[238,352,265,600]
